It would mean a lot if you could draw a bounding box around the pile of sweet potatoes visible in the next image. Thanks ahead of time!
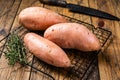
[19,7,101,68]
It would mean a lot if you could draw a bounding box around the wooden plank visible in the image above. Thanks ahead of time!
[89,0,115,28]
[89,0,120,80]
[0,0,21,57]
[0,0,19,40]
[0,0,43,80]
[0,0,21,56]
[0,0,26,80]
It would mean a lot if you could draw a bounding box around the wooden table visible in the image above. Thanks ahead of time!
[0,0,120,80]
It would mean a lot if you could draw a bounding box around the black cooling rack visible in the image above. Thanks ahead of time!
[0,15,112,80]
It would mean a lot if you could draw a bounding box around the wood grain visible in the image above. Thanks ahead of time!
[0,0,25,80]
[0,0,22,57]
[0,0,43,80]
[89,0,120,80]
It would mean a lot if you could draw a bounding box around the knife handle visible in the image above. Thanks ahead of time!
[39,0,67,7]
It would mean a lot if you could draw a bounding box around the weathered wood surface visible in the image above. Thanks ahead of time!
[89,0,120,80]
[0,0,120,80]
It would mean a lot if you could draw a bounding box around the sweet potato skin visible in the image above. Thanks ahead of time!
[24,33,71,67]
[19,7,67,30]
[44,23,101,51]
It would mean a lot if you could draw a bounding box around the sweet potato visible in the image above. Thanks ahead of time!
[19,7,67,30]
[44,23,101,51]
[24,33,71,67]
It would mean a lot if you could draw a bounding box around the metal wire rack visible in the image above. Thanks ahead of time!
[0,15,112,80]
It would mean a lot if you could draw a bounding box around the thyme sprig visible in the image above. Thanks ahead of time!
[5,33,27,65]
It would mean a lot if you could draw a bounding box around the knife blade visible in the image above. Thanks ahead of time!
[39,0,120,21]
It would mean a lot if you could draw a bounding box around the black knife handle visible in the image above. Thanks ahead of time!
[39,0,67,7]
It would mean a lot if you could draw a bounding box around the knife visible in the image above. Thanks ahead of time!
[39,0,120,21]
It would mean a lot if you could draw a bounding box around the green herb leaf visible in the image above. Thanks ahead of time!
[5,33,27,65]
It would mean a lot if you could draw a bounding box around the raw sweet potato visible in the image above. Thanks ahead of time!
[44,23,101,51]
[24,33,71,67]
[19,7,67,30]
